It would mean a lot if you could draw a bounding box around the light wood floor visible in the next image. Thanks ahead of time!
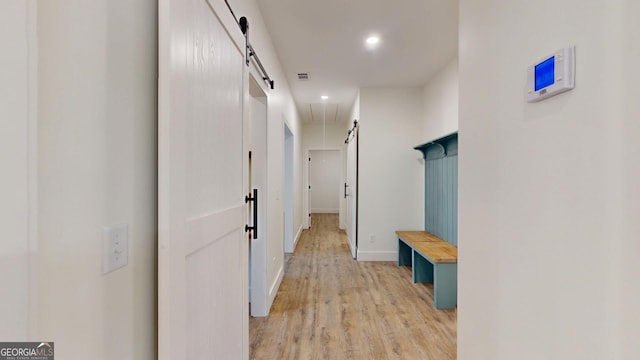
[249,214,457,359]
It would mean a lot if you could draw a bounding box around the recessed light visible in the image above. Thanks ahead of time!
[366,36,380,45]
[321,95,329,100]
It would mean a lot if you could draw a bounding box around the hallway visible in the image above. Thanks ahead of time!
[250,214,457,359]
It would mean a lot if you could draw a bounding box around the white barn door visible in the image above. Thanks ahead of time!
[158,0,248,359]
[346,127,359,259]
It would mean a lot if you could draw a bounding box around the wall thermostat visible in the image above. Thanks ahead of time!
[527,46,575,103]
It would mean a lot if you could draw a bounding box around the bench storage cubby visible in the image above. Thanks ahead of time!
[396,230,457,310]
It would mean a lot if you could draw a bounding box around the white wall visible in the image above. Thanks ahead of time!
[233,0,304,314]
[459,1,640,358]
[357,88,424,261]
[0,0,37,340]
[37,0,157,358]
[303,121,347,148]
[349,92,360,126]
[422,58,459,141]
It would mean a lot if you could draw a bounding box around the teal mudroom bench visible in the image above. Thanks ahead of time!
[396,230,457,310]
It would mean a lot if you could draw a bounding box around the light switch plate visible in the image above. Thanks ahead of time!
[103,224,128,274]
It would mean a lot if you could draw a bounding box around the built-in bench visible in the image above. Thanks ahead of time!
[396,230,457,310]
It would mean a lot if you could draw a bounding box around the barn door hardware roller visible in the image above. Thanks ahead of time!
[245,189,258,239]
[225,0,275,89]
[239,17,275,89]
[344,120,358,144]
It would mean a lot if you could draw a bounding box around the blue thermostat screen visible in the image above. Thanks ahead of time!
[535,56,555,91]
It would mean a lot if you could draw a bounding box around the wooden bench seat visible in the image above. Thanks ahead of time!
[396,231,457,310]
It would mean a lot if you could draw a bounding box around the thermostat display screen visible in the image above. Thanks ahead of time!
[535,56,555,91]
[527,46,574,103]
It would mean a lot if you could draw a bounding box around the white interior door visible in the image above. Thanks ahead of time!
[159,0,248,358]
[346,127,359,259]
[309,150,341,214]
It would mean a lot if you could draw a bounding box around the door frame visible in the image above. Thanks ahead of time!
[248,74,270,317]
[345,125,359,259]
[283,122,294,253]
[304,146,344,229]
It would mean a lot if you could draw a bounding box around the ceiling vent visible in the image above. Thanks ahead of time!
[297,72,310,81]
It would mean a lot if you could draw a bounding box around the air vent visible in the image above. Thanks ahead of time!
[297,72,310,81]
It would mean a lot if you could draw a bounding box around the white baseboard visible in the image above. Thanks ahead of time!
[356,250,397,262]
[348,237,356,258]
[268,264,284,309]
[310,209,339,213]
[254,265,284,318]
[293,224,304,250]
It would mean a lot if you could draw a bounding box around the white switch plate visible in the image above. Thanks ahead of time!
[103,224,128,274]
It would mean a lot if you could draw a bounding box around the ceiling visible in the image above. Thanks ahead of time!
[255,0,458,123]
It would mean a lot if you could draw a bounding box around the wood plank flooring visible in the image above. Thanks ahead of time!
[249,214,457,359]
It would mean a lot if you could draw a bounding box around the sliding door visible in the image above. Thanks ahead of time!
[345,125,359,258]
[158,0,248,358]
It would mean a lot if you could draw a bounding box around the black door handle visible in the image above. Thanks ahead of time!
[245,188,258,239]
[344,183,348,199]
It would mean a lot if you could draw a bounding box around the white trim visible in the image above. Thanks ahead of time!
[309,209,339,214]
[157,0,172,357]
[252,264,283,318]
[356,250,397,262]
[267,265,284,308]
[26,0,39,340]
[240,37,250,360]
[347,236,357,260]
[282,120,295,254]
[293,224,304,251]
